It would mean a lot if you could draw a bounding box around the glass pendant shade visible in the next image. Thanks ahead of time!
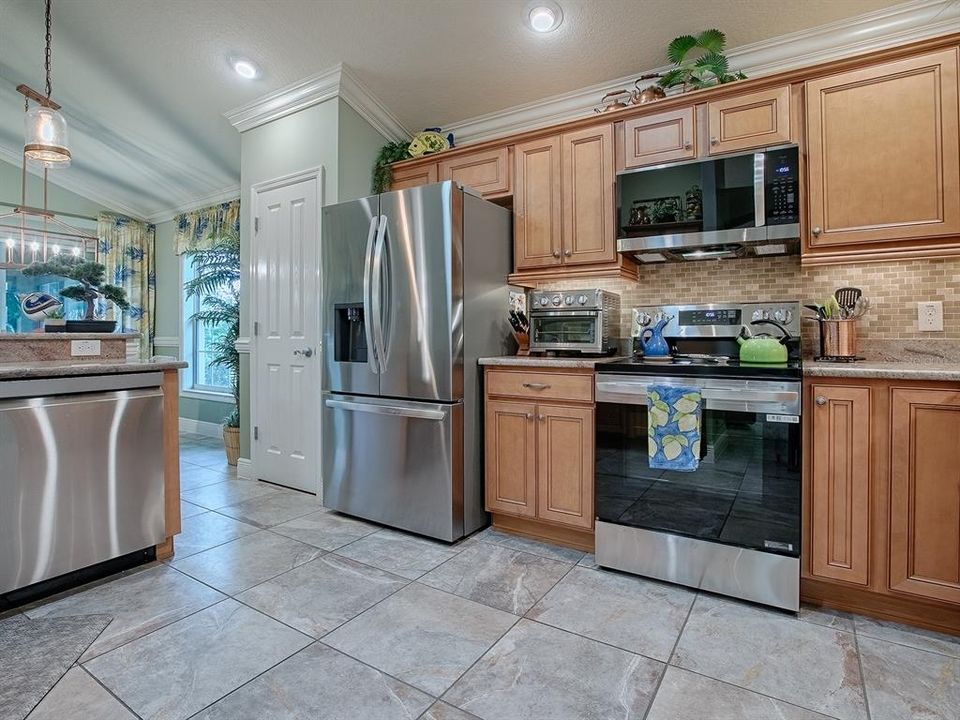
[24,105,71,168]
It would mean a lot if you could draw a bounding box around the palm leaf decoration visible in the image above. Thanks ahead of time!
[183,231,241,427]
[659,28,746,92]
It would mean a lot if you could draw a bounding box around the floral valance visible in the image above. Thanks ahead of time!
[174,199,240,255]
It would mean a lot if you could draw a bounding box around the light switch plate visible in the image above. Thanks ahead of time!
[917,301,944,332]
[71,339,102,356]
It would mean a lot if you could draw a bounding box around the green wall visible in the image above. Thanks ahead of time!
[1,157,109,221]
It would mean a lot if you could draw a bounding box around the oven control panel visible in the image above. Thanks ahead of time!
[531,288,608,311]
[632,302,801,338]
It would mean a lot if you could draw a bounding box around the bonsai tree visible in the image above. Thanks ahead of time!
[22,255,128,319]
[182,231,241,428]
[658,29,747,92]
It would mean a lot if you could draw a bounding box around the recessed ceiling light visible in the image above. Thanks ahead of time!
[230,57,261,80]
[525,1,562,33]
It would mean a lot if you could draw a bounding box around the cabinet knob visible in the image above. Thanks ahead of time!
[684,142,692,149]
[552,249,561,258]
[812,226,822,237]
[537,414,545,422]
[525,412,534,420]
[815,396,827,406]
[710,137,718,145]
[563,249,572,257]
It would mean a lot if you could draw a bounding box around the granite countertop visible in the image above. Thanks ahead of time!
[803,359,960,382]
[479,355,628,369]
[0,333,140,341]
[0,359,187,380]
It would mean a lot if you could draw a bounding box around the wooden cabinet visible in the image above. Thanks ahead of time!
[809,384,871,586]
[438,147,511,198]
[707,85,791,154]
[805,48,960,253]
[889,387,960,605]
[561,125,617,265]
[622,108,696,169]
[391,162,437,191]
[514,136,563,269]
[485,399,538,518]
[484,367,596,544]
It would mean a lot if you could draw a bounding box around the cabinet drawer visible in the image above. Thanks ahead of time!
[486,370,592,402]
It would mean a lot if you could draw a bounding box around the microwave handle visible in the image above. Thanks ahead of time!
[753,152,765,227]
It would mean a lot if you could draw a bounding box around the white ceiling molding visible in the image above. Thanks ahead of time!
[224,63,410,140]
[0,144,150,221]
[444,0,960,145]
[144,185,242,225]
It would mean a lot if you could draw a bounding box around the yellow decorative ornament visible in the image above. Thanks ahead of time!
[408,130,449,158]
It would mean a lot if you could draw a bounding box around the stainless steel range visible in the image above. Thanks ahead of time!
[594,301,802,611]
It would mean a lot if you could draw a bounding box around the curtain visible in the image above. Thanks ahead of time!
[174,199,240,255]
[97,213,156,359]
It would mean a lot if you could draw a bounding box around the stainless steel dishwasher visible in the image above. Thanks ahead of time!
[0,373,166,594]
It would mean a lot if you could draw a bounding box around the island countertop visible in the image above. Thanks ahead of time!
[0,358,187,381]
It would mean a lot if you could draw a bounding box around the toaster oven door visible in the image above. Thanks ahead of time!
[530,311,602,352]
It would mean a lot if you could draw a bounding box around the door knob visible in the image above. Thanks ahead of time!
[812,226,822,237]
[293,347,315,358]
[815,396,827,406]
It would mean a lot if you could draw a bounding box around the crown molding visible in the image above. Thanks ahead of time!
[444,0,960,145]
[0,144,150,221]
[223,63,410,141]
[143,185,241,225]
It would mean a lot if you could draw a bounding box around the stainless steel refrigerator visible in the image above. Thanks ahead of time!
[321,181,511,541]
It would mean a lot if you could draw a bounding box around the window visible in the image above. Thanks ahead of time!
[182,257,234,395]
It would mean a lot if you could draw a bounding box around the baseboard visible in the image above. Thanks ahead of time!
[178,417,222,438]
[236,457,253,480]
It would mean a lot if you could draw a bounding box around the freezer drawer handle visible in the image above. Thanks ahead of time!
[325,398,446,421]
[522,382,551,390]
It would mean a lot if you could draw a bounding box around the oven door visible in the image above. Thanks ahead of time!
[529,310,602,352]
[594,375,801,558]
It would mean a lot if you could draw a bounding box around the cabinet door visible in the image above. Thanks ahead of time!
[805,49,960,248]
[809,385,871,585]
[890,388,960,604]
[485,399,538,518]
[536,404,594,529]
[438,147,511,198]
[391,163,437,191]
[622,108,696,169]
[707,85,791,154]
[514,136,562,269]
[561,124,616,265]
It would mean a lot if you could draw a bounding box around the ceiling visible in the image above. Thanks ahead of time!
[0,0,907,220]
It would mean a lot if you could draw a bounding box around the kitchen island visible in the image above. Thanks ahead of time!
[0,355,186,601]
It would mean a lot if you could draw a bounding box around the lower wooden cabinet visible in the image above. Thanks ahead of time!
[484,368,595,537]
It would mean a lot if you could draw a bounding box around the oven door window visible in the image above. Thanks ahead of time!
[532,316,597,346]
[596,401,800,557]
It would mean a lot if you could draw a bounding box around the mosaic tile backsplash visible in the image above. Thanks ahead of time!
[548,255,960,352]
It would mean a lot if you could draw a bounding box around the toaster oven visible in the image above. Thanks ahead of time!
[528,289,621,354]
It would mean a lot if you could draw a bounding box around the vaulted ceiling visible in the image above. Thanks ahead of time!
[0,0,908,220]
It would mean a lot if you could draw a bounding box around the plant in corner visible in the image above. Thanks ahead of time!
[182,231,242,465]
[658,29,746,92]
[23,255,128,331]
[372,140,412,194]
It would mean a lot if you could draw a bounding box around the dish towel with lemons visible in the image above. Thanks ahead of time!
[648,384,702,471]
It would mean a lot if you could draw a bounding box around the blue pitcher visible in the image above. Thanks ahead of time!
[638,315,672,357]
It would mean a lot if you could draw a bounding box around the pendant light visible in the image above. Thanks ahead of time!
[23,0,70,168]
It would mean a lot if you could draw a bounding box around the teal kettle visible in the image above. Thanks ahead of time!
[639,314,672,357]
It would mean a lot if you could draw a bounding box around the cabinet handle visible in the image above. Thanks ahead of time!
[522,382,551,390]
[563,249,572,257]
[812,226,822,237]
[552,249,561,258]
[815,396,827,406]
[710,137,718,145]
[525,412,534,420]
[538,414,546,422]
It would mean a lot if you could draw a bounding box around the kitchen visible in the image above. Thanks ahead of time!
[2,2,960,719]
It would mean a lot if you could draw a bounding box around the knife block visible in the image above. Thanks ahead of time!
[512,330,530,356]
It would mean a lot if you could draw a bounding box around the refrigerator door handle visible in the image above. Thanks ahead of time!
[324,398,446,421]
[363,214,380,374]
[371,214,389,371]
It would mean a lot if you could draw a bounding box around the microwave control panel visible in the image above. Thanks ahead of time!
[765,148,799,225]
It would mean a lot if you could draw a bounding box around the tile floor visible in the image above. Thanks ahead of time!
[9,432,960,719]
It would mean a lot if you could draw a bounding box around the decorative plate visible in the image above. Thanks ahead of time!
[408,131,449,158]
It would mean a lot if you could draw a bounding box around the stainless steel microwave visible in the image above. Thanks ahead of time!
[529,289,621,354]
[616,145,799,262]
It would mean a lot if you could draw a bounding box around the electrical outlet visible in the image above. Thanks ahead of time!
[71,339,102,357]
[917,301,944,332]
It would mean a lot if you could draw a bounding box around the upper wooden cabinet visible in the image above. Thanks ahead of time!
[889,387,960,605]
[622,107,696,169]
[514,136,563,269]
[561,125,617,265]
[808,384,871,586]
[438,147,511,198]
[805,48,960,253]
[391,162,437,191]
[706,85,791,154]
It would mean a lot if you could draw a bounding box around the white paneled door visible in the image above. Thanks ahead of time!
[251,169,322,494]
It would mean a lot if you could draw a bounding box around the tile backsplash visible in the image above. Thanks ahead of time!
[548,255,960,349]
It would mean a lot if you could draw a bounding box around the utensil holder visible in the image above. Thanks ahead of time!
[512,331,530,356]
[819,319,858,358]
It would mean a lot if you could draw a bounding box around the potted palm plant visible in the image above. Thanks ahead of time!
[182,232,241,465]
